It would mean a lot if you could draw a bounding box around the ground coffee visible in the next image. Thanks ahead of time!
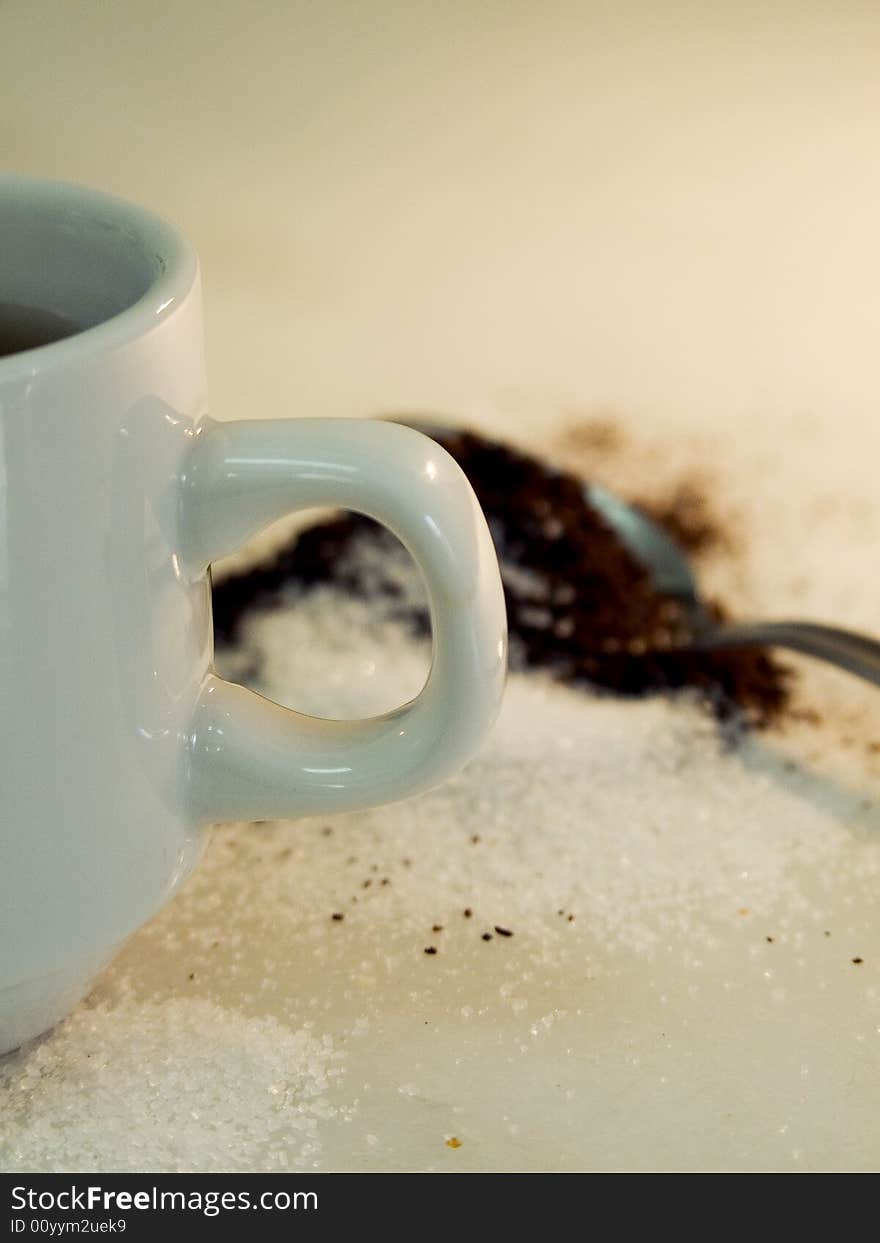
[212,428,791,728]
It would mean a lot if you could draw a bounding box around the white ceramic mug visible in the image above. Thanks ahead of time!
[0,175,507,1054]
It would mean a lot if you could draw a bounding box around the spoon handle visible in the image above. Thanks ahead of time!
[698,620,880,687]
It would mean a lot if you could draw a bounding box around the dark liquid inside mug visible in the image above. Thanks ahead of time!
[0,300,81,356]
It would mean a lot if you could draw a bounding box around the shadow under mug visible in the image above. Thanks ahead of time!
[0,175,507,1054]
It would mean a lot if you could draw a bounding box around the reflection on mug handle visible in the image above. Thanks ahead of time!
[179,418,507,823]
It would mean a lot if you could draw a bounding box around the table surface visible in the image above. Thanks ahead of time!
[3,0,880,1172]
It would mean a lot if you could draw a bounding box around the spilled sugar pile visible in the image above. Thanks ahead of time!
[0,996,344,1172]
[198,585,867,959]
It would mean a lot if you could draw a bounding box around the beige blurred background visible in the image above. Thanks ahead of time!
[4,0,879,443]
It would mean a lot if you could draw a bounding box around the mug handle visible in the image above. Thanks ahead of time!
[179,418,507,823]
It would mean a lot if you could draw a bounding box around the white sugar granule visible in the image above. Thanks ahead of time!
[0,998,343,1173]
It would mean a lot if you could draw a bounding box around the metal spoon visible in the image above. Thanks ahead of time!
[401,417,880,686]
[586,479,880,686]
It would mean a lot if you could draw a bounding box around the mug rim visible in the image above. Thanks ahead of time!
[0,174,199,380]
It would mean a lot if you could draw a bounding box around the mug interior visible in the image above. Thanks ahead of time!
[0,177,196,360]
